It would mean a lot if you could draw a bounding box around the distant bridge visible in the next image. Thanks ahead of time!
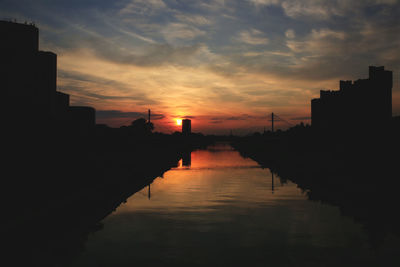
[268,112,295,132]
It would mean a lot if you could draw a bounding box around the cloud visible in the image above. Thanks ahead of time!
[209,114,268,122]
[196,0,233,12]
[119,0,166,16]
[117,28,157,44]
[286,28,347,54]
[237,29,269,45]
[248,0,340,19]
[57,69,160,108]
[58,69,125,87]
[63,34,213,68]
[281,1,342,19]
[285,29,295,39]
[96,109,166,127]
[248,0,399,20]
[3,0,399,132]
[249,0,280,6]
[97,110,165,120]
[174,14,212,26]
[161,23,206,44]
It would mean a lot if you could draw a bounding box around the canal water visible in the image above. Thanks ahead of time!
[71,143,398,267]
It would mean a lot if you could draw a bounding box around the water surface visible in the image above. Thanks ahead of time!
[72,143,398,267]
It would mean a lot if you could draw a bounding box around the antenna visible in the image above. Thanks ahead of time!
[271,112,274,133]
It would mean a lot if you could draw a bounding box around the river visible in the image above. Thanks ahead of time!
[71,143,399,267]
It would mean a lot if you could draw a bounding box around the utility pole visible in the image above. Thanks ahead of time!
[148,184,151,199]
[148,109,151,123]
[271,112,274,133]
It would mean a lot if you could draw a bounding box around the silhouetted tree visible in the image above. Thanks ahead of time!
[128,118,154,136]
[172,131,182,136]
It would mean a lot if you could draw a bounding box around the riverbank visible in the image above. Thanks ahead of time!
[3,127,214,266]
[231,128,400,250]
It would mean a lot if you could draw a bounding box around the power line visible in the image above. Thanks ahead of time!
[267,113,295,130]
[274,114,295,127]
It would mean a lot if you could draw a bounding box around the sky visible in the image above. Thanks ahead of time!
[1,0,399,135]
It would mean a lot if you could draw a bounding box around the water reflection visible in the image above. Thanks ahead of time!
[71,143,400,267]
[182,150,191,167]
[271,171,274,193]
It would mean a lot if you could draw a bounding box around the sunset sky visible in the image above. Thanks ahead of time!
[1,0,399,134]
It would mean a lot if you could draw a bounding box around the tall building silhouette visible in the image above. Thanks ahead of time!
[182,119,191,135]
[311,66,392,131]
[1,20,95,133]
[1,21,56,121]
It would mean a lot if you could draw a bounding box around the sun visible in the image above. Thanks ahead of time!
[176,119,182,126]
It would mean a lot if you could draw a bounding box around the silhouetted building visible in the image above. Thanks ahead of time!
[393,116,400,133]
[311,66,392,132]
[1,21,57,123]
[0,20,38,52]
[1,20,96,133]
[55,91,70,120]
[69,106,96,135]
[182,119,191,135]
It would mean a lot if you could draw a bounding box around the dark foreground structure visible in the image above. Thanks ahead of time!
[182,118,191,135]
[1,21,214,266]
[311,66,392,131]
[1,20,95,135]
[232,66,400,256]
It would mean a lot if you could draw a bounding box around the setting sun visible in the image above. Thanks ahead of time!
[176,119,182,126]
